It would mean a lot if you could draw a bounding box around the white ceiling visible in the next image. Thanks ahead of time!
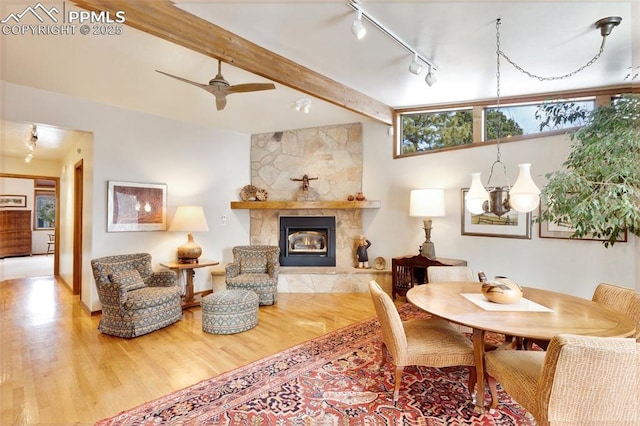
[1,1,638,160]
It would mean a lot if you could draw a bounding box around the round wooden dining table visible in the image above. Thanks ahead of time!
[407,282,636,413]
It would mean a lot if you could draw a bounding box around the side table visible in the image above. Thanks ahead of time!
[391,254,466,299]
[161,259,219,309]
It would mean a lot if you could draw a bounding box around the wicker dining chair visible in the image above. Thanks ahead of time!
[368,280,476,402]
[485,334,640,426]
[426,266,475,283]
[592,282,640,341]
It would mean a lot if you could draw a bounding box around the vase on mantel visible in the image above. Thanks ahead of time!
[355,192,366,201]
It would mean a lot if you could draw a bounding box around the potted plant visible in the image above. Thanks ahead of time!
[537,93,640,246]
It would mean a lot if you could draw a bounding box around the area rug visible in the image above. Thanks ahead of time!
[96,304,534,425]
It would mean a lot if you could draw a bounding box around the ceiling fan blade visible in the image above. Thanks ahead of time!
[155,70,208,91]
[227,83,276,94]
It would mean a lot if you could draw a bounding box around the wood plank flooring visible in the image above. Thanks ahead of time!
[0,276,377,425]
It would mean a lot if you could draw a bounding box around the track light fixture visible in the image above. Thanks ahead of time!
[408,53,423,75]
[425,66,437,86]
[294,98,312,114]
[347,2,438,86]
[24,124,38,163]
[351,9,366,40]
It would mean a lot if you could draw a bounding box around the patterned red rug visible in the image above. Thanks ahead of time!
[96,304,534,425]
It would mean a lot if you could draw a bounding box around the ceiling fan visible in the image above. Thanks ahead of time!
[156,60,276,111]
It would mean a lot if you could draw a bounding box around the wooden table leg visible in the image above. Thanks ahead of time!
[183,268,196,307]
[472,328,486,413]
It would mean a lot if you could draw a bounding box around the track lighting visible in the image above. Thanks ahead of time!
[351,9,366,40]
[408,53,423,75]
[347,2,438,86]
[295,98,312,114]
[24,125,38,163]
[425,66,437,86]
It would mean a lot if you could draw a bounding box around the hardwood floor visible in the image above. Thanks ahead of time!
[0,275,377,425]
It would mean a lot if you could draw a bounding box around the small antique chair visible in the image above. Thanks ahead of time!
[91,253,182,338]
[46,233,55,255]
[225,245,280,305]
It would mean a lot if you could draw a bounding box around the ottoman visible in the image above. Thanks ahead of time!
[201,289,259,334]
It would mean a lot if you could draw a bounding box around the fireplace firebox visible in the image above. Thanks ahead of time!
[279,216,336,266]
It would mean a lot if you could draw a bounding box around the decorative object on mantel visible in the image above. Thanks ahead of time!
[290,174,319,201]
[409,189,445,258]
[240,185,268,201]
[347,194,355,201]
[355,192,366,201]
[481,276,523,304]
[169,205,210,264]
[374,256,386,270]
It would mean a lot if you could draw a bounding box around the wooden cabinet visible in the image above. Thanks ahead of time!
[391,254,466,299]
[0,210,32,258]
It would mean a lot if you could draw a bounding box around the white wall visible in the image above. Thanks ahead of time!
[3,82,251,311]
[361,120,638,299]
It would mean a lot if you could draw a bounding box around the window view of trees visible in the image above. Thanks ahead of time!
[398,97,596,158]
[401,109,473,154]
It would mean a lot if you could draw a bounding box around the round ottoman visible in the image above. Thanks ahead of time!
[201,290,259,334]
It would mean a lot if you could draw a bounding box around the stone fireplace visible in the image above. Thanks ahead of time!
[248,123,365,268]
[216,122,391,293]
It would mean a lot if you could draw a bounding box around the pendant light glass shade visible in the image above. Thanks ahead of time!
[509,163,541,212]
[465,172,489,214]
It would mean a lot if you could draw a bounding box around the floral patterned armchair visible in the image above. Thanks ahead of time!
[91,253,182,338]
[225,245,280,305]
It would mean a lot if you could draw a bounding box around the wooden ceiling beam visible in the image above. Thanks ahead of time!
[70,0,393,124]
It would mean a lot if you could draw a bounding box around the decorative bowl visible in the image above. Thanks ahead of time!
[481,276,523,304]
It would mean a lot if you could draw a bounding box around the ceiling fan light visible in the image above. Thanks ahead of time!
[409,53,423,75]
[351,10,366,40]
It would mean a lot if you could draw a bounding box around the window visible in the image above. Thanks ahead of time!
[487,99,594,138]
[399,108,473,155]
[35,191,55,230]
[395,90,603,159]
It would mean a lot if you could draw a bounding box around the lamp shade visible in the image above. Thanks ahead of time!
[409,189,445,217]
[465,173,489,214]
[169,206,209,232]
[509,163,541,213]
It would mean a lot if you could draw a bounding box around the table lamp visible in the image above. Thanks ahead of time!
[409,188,445,259]
[169,205,209,263]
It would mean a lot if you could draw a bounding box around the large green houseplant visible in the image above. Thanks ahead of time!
[538,93,640,246]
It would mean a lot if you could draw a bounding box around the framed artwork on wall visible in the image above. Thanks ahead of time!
[460,189,532,239]
[538,205,627,242]
[107,181,167,232]
[0,194,27,208]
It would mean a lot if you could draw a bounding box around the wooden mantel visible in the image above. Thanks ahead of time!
[230,200,381,210]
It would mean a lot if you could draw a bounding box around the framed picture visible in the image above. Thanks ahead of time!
[538,206,627,242]
[107,181,167,232]
[34,191,56,229]
[0,194,27,208]
[460,189,532,239]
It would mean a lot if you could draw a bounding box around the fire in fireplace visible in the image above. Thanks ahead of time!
[279,216,336,266]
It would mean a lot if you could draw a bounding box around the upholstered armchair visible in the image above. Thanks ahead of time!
[91,253,183,338]
[226,245,280,305]
[486,334,640,425]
